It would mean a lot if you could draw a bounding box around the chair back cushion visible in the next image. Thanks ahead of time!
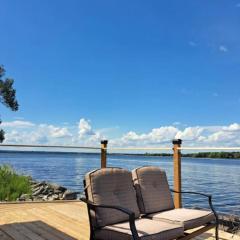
[85,168,140,227]
[132,166,174,214]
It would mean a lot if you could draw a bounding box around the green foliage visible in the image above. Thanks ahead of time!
[0,65,19,142]
[184,152,240,159]
[143,152,240,159]
[0,165,31,201]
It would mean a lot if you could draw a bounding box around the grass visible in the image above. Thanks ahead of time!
[0,165,32,201]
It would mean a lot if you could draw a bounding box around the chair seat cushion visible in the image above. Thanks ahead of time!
[147,208,215,230]
[95,218,184,240]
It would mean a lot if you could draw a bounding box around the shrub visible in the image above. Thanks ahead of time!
[0,165,32,201]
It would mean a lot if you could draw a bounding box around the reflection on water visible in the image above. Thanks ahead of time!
[0,152,239,216]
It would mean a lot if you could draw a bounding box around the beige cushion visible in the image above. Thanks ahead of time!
[147,208,215,230]
[132,166,174,214]
[85,168,140,227]
[95,218,184,240]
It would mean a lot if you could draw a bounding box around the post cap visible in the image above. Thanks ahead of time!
[172,139,182,145]
[101,140,108,145]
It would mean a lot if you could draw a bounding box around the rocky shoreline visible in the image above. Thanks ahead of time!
[18,179,79,202]
[219,213,240,235]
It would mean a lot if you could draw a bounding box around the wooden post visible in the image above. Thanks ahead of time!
[172,139,182,208]
[101,140,108,168]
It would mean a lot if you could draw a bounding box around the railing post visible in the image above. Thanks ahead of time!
[101,140,108,168]
[172,139,182,208]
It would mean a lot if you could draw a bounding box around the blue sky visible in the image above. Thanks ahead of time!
[1,0,240,147]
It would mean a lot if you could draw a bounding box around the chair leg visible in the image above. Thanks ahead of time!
[90,231,95,240]
[215,224,219,240]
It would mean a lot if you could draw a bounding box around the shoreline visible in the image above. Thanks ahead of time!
[0,150,240,159]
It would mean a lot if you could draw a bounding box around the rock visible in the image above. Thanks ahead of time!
[79,193,85,199]
[42,186,50,194]
[45,194,59,201]
[19,194,32,201]
[47,196,54,201]
[32,181,46,188]
[14,178,75,202]
[1,178,76,203]
[53,189,62,194]
[49,183,67,192]
[50,194,60,201]
[58,193,64,199]
[36,194,44,199]
[42,195,49,201]
[32,186,45,196]
[62,190,78,200]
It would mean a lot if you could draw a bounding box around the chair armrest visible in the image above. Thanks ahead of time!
[80,198,140,240]
[170,189,211,198]
[170,190,219,224]
[80,197,134,215]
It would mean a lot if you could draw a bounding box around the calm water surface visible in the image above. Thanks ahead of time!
[0,152,239,216]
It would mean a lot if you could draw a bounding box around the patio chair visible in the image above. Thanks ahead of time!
[132,166,219,240]
[80,167,184,240]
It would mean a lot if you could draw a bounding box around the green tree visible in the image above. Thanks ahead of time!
[0,65,19,142]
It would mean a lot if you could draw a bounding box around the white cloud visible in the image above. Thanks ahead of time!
[219,45,228,52]
[111,123,240,148]
[2,119,240,148]
[78,118,95,138]
[1,118,103,146]
[5,130,25,144]
[48,126,72,138]
[2,121,72,144]
[175,127,204,141]
[78,118,102,145]
[1,120,35,128]
[222,123,240,132]
[117,126,179,146]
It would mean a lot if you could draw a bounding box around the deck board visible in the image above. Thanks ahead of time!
[0,202,238,240]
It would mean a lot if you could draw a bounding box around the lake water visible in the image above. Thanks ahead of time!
[0,152,239,216]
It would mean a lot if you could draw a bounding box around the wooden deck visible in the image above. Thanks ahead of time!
[0,201,239,240]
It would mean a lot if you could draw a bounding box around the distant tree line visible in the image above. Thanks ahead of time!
[183,152,240,159]
[143,152,240,159]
